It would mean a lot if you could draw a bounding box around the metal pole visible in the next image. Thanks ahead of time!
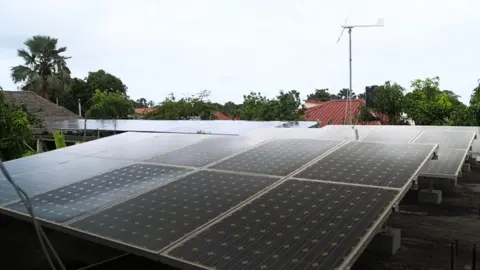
[348,27,353,125]
[473,243,477,270]
[451,243,456,270]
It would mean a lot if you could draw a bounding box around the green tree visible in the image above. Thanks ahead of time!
[236,90,305,121]
[307,89,331,101]
[86,89,134,119]
[62,78,91,116]
[146,90,216,120]
[11,35,71,102]
[371,81,405,124]
[337,88,356,99]
[404,77,464,125]
[0,92,36,161]
[86,70,127,94]
[134,98,155,108]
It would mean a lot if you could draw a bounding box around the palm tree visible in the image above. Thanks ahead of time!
[11,35,71,101]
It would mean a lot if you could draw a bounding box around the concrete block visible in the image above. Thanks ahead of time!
[463,163,471,173]
[417,176,456,195]
[418,189,442,204]
[368,228,401,256]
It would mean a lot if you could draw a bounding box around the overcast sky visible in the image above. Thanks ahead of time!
[1,0,479,104]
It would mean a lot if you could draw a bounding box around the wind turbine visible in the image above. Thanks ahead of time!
[336,18,384,125]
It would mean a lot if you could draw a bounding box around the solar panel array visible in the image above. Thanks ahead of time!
[1,124,468,270]
[53,119,318,135]
[419,148,467,178]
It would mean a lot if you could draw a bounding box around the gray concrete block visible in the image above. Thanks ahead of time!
[417,176,456,195]
[368,228,401,256]
[418,189,442,204]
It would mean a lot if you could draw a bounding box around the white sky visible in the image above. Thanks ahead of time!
[1,0,479,104]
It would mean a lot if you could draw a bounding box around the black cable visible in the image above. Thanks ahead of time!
[0,157,66,270]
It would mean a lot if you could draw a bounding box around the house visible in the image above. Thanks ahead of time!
[211,111,240,120]
[1,90,82,133]
[303,98,386,126]
[135,108,155,115]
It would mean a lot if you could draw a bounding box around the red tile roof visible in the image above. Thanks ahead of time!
[304,99,384,126]
[212,111,240,120]
[135,108,154,114]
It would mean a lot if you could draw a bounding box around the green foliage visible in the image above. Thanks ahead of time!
[62,78,91,116]
[337,88,356,99]
[236,90,305,121]
[404,77,464,125]
[86,70,127,94]
[53,131,67,149]
[357,105,379,122]
[307,89,331,101]
[371,81,405,124]
[86,89,134,119]
[221,101,240,117]
[11,35,71,102]
[0,92,36,161]
[145,90,217,120]
[134,98,155,108]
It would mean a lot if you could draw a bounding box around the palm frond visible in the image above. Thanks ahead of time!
[11,65,35,83]
[17,49,35,65]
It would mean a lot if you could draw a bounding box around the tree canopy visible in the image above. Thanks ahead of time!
[11,35,71,102]
[370,81,405,124]
[86,89,134,119]
[86,69,127,94]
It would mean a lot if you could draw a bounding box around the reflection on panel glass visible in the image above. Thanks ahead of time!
[0,157,131,205]
[413,131,475,150]
[5,164,190,223]
[361,128,421,143]
[92,133,205,161]
[145,135,267,167]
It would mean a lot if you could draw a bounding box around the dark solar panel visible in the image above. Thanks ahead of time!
[0,157,132,206]
[211,139,341,176]
[361,128,421,143]
[413,131,475,150]
[3,152,78,175]
[420,148,467,177]
[295,141,436,188]
[69,170,281,251]
[166,179,398,270]
[5,164,190,223]
[144,136,265,167]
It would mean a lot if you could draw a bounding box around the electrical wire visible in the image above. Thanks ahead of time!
[0,157,66,270]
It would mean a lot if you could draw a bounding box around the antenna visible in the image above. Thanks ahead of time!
[337,18,384,125]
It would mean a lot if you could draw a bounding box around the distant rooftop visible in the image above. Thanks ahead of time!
[1,90,82,132]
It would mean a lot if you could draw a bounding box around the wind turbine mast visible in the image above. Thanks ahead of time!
[336,18,384,125]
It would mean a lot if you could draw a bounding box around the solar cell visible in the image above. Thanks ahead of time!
[419,148,467,178]
[5,164,190,223]
[3,152,79,175]
[0,157,132,205]
[361,128,421,143]
[92,133,205,161]
[211,139,341,176]
[245,128,325,140]
[295,141,437,188]
[144,136,267,167]
[165,179,399,270]
[69,170,281,252]
[413,131,476,150]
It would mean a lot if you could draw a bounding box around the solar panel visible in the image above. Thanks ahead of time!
[165,179,399,270]
[91,133,205,161]
[295,141,437,188]
[5,164,191,223]
[319,126,373,141]
[53,120,318,135]
[144,135,268,167]
[3,152,79,175]
[245,128,325,140]
[68,170,281,252]
[419,148,467,178]
[0,157,132,205]
[413,131,476,150]
[210,139,342,176]
[361,128,421,143]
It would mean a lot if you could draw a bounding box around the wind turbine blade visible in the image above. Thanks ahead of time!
[336,28,345,44]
